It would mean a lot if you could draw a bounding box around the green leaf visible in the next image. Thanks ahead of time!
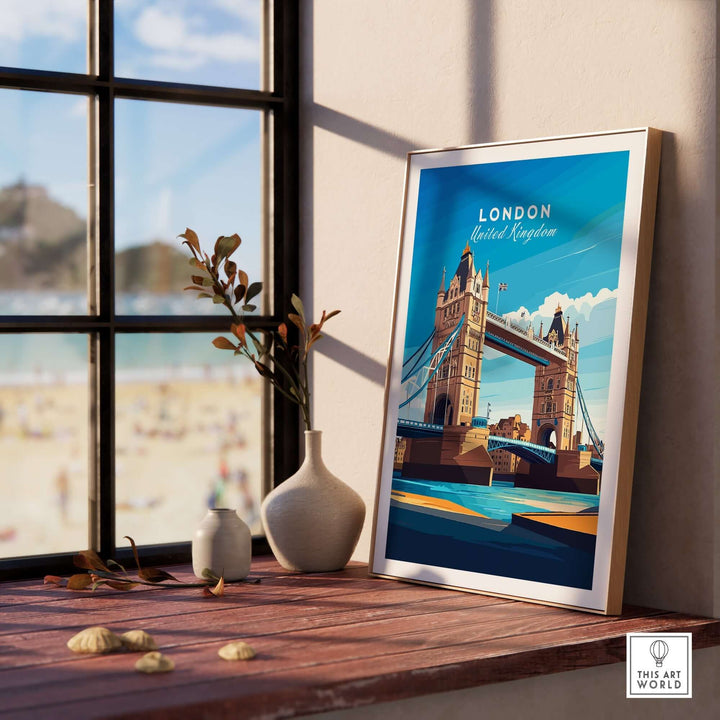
[245,282,263,304]
[291,294,305,322]
[188,257,205,269]
[201,567,221,582]
[241,304,256,313]
[212,294,226,304]
[201,277,215,287]
[214,234,241,262]
[197,292,213,299]
[213,337,237,350]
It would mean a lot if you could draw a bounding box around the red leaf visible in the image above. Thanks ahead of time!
[43,575,64,586]
[277,323,287,342]
[231,324,247,345]
[212,337,237,351]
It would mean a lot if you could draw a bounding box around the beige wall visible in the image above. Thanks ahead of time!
[300,0,717,617]
[300,0,717,716]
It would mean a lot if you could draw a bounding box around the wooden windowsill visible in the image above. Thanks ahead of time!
[2,556,719,719]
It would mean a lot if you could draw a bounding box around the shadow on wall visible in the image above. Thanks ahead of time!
[300,0,494,382]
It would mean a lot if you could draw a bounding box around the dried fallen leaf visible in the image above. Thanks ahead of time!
[43,575,64,586]
[202,576,225,597]
[73,550,110,573]
[67,574,94,591]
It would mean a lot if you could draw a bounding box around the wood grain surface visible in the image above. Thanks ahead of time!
[1,557,718,719]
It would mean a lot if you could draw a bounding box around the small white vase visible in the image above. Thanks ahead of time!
[261,430,366,572]
[192,508,251,580]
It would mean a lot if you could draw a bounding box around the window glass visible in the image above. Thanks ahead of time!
[114,0,263,90]
[114,99,262,316]
[0,90,88,315]
[115,333,263,546]
[0,0,87,74]
[0,333,89,558]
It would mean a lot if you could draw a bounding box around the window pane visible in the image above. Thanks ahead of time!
[0,334,89,558]
[0,0,87,74]
[0,90,88,315]
[115,333,263,547]
[114,100,263,316]
[114,0,263,90]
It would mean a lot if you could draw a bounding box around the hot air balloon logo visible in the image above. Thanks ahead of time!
[649,639,669,667]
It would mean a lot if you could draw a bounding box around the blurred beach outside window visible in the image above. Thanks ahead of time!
[114,0,263,90]
[0,1,295,571]
[0,0,87,74]
[0,334,89,557]
[115,334,263,546]
[0,90,89,315]
[114,100,263,316]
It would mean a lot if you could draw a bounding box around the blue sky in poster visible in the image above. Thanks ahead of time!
[401,151,630,439]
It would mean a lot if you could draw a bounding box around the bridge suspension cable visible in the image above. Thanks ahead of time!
[401,328,436,382]
[399,314,464,409]
[576,379,604,457]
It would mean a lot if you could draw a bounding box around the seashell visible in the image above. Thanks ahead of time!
[135,651,175,674]
[120,630,158,652]
[67,626,122,654]
[218,641,256,661]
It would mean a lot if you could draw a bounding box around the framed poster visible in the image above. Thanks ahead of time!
[370,128,662,614]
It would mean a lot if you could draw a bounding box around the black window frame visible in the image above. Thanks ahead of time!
[0,0,299,580]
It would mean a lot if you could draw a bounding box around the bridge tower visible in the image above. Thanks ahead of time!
[530,305,578,450]
[424,242,489,426]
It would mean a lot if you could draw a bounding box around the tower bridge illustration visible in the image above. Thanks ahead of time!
[395,242,604,495]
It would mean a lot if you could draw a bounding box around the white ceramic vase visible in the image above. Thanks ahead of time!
[261,430,366,572]
[192,508,251,580]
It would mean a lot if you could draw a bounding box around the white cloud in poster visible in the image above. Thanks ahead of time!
[504,288,618,347]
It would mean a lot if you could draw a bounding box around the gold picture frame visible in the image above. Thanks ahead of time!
[370,128,662,614]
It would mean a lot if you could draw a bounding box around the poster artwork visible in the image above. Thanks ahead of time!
[387,150,630,590]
